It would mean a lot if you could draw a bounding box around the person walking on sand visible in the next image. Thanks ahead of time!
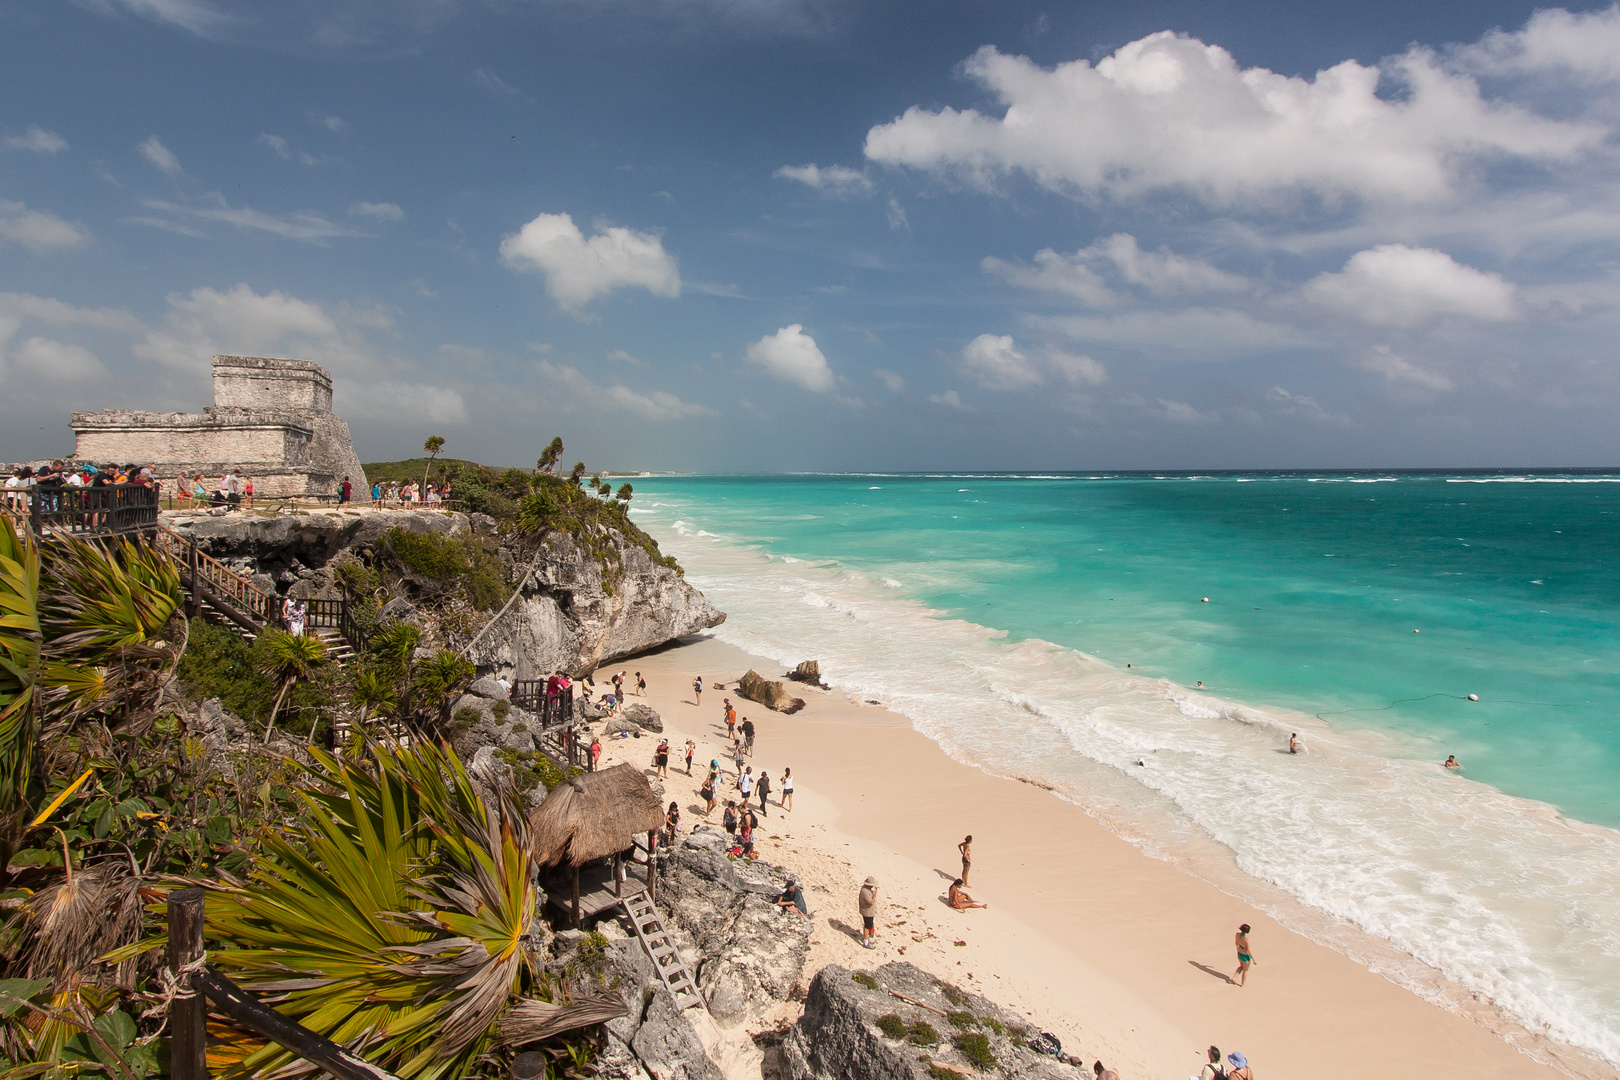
[755,770,771,816]
[693,676,702,705]
[685,739,696,774]
[781,767,793,811]
[741,716,755,756]
[725,701,737,739]
[1232,924,1256,987]
[859,877,880,949]
[948,879,986,910]
[700,768,718,819]
[1225,1052,1252,1080]
[958,835,973,885]
[637,671,646,696]
[1199,1045,1227,1079]
[590,736,602,772]
[737,765,754,808]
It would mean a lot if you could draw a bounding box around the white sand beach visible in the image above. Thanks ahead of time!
[585,635,1578,1080]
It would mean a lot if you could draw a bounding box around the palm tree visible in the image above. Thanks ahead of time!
[349,668,396,730]
[202,741,625,1080]
[369,619,421,718]
[422,435,446,494]
[257,629,329,744]
[413,649,475,730]
[615,482,633,509]
[537,436,564,475]
[569,461,586,488]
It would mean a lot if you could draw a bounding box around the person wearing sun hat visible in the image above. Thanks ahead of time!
[858,876,880,948]
[1226,1051,1252,1079]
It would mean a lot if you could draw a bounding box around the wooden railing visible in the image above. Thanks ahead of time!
[2,484,160,539]
[510,682,573,728]
[156,526,283,632]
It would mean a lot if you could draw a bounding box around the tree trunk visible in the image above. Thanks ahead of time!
[263,679,292,744]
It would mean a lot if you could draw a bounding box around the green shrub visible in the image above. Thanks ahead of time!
[945,1011,978,1029]
[492,699,511,721]
[450,706,483,735]
[852,972,878,990]
[908,1021,938,1046]
[385,527,467,581]
[941,984,970,1006]
[176,618,332,739]
[875,1015,906,1040]
[953,1033,995,1071]
[982,1017,1004,1036]
[928,1066,962,1080]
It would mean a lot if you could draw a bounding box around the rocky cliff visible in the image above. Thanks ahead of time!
[162,507,723,676]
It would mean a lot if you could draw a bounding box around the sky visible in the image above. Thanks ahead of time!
[4,0,1620,472]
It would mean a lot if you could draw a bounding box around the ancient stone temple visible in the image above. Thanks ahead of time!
[71,356,367,497]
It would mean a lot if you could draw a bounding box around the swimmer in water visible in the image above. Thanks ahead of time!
[1196,681,1205,688]
[1289,733,1300,754]
[1444,754,1461,769]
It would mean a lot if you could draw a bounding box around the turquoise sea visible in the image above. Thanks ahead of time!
[629,472,1620,1068]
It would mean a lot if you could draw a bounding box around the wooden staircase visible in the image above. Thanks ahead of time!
[620,893,705,1012]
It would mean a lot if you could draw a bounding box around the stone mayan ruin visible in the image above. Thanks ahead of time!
[71,355,367,497]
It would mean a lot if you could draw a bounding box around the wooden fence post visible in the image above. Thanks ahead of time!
[168,887,207,1080]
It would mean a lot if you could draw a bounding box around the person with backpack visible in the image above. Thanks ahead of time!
[1198,1045,1227,1079]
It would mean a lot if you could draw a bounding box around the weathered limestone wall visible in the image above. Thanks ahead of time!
[69,355,366,497]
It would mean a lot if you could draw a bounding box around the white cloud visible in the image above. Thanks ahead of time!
[929,389,968,409]
[744,324,835,392]
[472,68,518,95]
[349,201,404,221]
[886,197,909,231]
[774,164,872,195]
[983,251,1123,307]
[1264,385,1347,425]
[865,34,1599,208]
[137,135,182,174]
[314,114,347,133]
[960,333,1043,390]
[1303,244,1519,327]
[1462,5,1620,82]
[1094,234,1249,296]
[0,201,91,253]
[874,368,905,392]
[536,360,714,421]
[607,349,647,367]
[1357,345,1456,391]
[1156,398,1219,424]
[96,0,233,37]
[1047,348,1107,386]
[137,195,363,243]
[499,212,681,314]
[11,337,106,381]
[0,293,145,334]
[5,126,67,154]
[259,133,320,165]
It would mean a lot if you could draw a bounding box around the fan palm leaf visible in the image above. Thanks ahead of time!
[0,518,41,810]
[204,741,620,1080]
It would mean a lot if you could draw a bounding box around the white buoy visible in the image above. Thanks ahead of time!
[1202,597,1210,603]
[1413,629,1421,633]
[1467,693,1479,702]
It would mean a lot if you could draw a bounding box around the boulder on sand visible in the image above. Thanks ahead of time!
[785,660,828,688]
[621,702,663,732]
[737,669,805,714]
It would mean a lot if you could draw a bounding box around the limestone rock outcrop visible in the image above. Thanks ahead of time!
[658,829,812,1022]
[781,963,1078,1080]
[463,530,724,679]
[737,669,805,714]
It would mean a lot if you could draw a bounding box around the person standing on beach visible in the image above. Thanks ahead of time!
[654,738,669,778]
[737,766,754,808]
[693,676,703,705]
[636,672,646,696]
[590,736,602,772]
[858,877,879,949]
[958,835,973,885]
[741,716,755,757]
[755,770,771,816]
[684,739,696,774]
[725,702,737,739]
[700,768,718,818]
[781,767,793,811]
[1232,924,1256,987]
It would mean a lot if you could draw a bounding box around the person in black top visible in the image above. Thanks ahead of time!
[741,717,755,756]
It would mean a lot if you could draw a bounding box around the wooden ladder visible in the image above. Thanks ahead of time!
[620,893,705,1012]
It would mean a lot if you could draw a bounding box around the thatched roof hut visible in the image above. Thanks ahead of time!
[530,763,664,868]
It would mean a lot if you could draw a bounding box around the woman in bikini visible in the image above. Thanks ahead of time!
[1232,924,1256,987]
[947,879,986,910]
[701,767,719,819]
[958,835,973,885]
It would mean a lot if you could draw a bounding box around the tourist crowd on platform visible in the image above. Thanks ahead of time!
[5,460,168,511]
[369,480,453,508]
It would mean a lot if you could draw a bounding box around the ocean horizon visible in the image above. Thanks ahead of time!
[628,469,1620,1068]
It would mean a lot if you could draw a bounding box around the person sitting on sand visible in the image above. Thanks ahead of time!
[1232,924,1256,987]
[777,878,809,918]
[1225,1052,1252,1079]
[1093,1062,1119,1080]
[958,835,973,885]
[947,879,986,910]
[1444,754,1461,769]
[1199,1045,1226,1079]
[1289,733,1300,754]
